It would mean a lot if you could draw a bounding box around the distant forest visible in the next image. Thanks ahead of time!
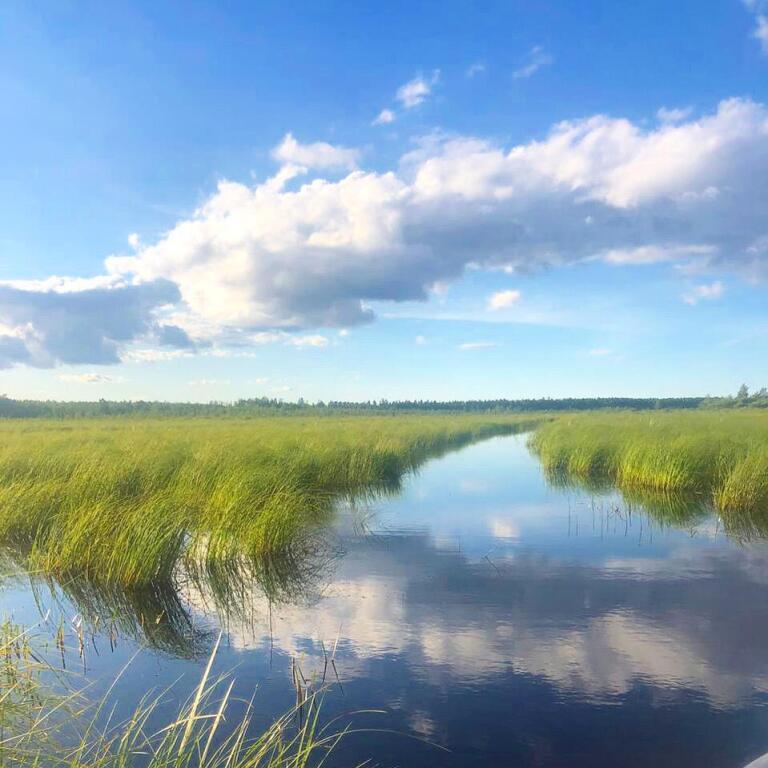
[0,391,759,418]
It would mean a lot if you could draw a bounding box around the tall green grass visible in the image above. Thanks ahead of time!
[0,626,352,768]
[0,414,539,587]
[530,410,768,533]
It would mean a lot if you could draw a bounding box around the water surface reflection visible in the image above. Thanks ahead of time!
[4,434,768,767]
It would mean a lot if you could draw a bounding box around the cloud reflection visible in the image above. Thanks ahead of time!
[185,530,768,711]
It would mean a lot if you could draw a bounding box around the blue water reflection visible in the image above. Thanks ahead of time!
[4,433,768,767]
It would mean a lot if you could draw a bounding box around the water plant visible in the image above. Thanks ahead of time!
[530,410,768,533]
[0,414,540,587]
[0,626,352,768]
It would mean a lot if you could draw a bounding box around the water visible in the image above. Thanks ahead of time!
[4,433,768,767]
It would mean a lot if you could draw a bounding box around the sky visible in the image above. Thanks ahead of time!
[1,0,768,402]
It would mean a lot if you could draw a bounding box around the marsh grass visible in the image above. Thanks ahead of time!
[0,625,356,768]
[0,414,539,587]
[530,410,768,533]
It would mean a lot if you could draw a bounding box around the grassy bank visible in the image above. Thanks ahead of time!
[0,413,539,586]
[530,410,768,526]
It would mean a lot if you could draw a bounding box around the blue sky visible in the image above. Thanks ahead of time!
[1,0,768,401]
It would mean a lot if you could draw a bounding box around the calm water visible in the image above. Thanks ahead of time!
[4,433,768,767]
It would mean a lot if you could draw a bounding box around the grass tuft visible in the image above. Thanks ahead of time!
[0,414,540,586]
[530,410,768,533]
[0,624,352,768]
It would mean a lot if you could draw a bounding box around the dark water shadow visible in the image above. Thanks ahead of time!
[540,462,768,546]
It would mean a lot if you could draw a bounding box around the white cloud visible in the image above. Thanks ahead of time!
[588,347,613,357]
[756,15,768,52]
[743,1,768,52]
[372,109,395,125]
[601,244,716,265]
[127,233,141,250]
[396,71,440,109]
[58,372,124,383]
[657,106,693,124]
[271,133,360,171]
[415,334,427,345]
[218,330,329,349]
[189,378,229,386]
[4,98,768,368]
[287,334,329,348]
[512,46,552,79]
[429,281,450,296]
[185,534,768,708]
[121,348,193,363]
[487,289,521,310]
[466,62,486,78]
[458,341,498,350]
[246,332,285,345]
[111,98,768,338]
[683,281,724,305]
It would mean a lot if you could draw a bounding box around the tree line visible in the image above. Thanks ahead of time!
[0,394,708,419]
[2,384,762,419]
[700,384,768,409]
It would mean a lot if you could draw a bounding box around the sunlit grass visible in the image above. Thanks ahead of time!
[530,410,768,531]
[0,414,540,587]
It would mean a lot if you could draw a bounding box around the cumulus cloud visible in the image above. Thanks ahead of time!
[0,335,31,368]
[102,98,768,345]
[744,1,768,52]
[396,71,440,109]
[756,15,768,52]
[0,277,184,369]
[122,348,193,363]
[155,323,195,348]
[287,334,329,348]
[58,372,123,383]
[466,62,486,78]
[744,0,768,54]
[683,281,724,305]
[512,46,552,79]
[487,289,521,310]
[602,244,716,265]
[373,109,395,126]
[4,97,768,368]
[657,106,693,124]
[374,72,439,127]
[458,341,498,350]
[271,133,360,171]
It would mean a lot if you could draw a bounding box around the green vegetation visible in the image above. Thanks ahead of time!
[0,413,539,587]
[1,627,348,767]
[530,410,768,534]
[0,394,704,419]
[702,383,768,409]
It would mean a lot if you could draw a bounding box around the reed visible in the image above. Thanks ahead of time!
[530,410,768,524]
[0,414,539,587]
[0,625,350,768]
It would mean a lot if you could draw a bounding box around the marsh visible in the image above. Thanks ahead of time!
[4,421,768,767]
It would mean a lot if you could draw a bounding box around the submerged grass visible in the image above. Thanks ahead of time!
[0,414,539,587]
[530,410,768,532]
